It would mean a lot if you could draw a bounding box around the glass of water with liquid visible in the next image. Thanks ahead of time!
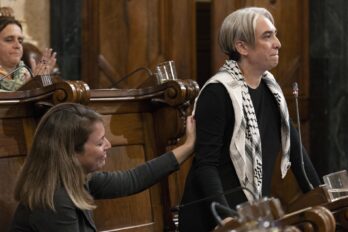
[323,170,348,201]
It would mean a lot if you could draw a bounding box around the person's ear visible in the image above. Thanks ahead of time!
[234,40,249,56]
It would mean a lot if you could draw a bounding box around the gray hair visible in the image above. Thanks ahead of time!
[218,7,274,61]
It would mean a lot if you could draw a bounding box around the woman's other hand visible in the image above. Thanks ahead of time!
[184,115,196,153]
[172,115,196,164]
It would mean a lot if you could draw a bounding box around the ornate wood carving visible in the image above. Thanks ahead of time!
[277,206,335,232]
[52,80,90,105]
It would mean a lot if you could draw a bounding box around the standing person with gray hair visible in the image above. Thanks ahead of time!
[178,7,320,231]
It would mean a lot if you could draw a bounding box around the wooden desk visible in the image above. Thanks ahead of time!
[0,78,199,231]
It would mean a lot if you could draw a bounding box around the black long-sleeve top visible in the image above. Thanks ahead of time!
[179,81,320,232]
[10,152,179,232]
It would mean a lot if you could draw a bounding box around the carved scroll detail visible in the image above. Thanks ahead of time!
[53,81,90,105]
[153,79,200,146]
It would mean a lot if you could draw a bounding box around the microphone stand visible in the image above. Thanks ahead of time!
[211,202,239,227]
[292,82,314,190]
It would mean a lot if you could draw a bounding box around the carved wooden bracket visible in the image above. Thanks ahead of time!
[152,79,199,107]
[1,77,200,148]
[152,79,199,146]
[52,80,90,105]
[278,206,335,232]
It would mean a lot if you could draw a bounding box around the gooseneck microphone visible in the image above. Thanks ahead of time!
[211,202,238,227]
[292,82,314,190]
[0,65,33,82]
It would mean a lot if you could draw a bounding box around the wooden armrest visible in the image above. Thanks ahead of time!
[277,206,335,232]
[286,186,330,213]
[323,196,348,230]
[282,185,348,230]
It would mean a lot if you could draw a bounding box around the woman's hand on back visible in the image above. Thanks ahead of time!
[172,115,196,164]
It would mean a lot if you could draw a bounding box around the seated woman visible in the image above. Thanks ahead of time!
[10,103,195,231]
[0,9,56,91]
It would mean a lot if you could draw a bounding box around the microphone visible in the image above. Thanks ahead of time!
[292,82,314,190]
[211,201,238,227]
[172,186,256,212]
[0,65,33,82]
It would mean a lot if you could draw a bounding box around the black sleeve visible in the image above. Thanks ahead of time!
[193,83,234,207]
[10,188,80,232]
[89,152,179,199]
[289,122,321,192]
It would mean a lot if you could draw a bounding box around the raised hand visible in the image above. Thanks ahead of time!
[31,48,57,77]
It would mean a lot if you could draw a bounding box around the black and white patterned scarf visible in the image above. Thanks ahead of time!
[194,60,291,200]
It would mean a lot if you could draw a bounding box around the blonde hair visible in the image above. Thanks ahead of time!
[14,103,103,211]
[218,7,274,61]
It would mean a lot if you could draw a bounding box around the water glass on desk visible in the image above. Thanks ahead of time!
[236,198,283,231]
[323,170,348,202]
[154,60,177,84]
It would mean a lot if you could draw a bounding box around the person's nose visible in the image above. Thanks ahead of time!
[274,36,281,49]
[13,39,22,49]
[104,138,111,150]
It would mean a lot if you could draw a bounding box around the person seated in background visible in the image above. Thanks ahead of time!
[22,42,60,77]
[10,102,195,231]
[0,7,56,91]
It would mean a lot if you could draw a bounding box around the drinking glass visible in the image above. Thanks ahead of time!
[236,198,283,231]
[155,60,177,84]
[323,170,348,201]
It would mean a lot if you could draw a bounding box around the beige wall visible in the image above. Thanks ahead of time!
[0,0,50,50]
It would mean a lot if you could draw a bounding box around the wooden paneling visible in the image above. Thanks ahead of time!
[102,114,145,146]
[93,113,162,231]
[0,156,25,229]
[0,119,28,157]
[210,0,240,73]
[94,146,155,231]
[82,0,196,89]
[0,98,42,230]
[196,1,212,87]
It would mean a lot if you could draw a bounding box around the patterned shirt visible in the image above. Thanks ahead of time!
[0,61,29,91]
